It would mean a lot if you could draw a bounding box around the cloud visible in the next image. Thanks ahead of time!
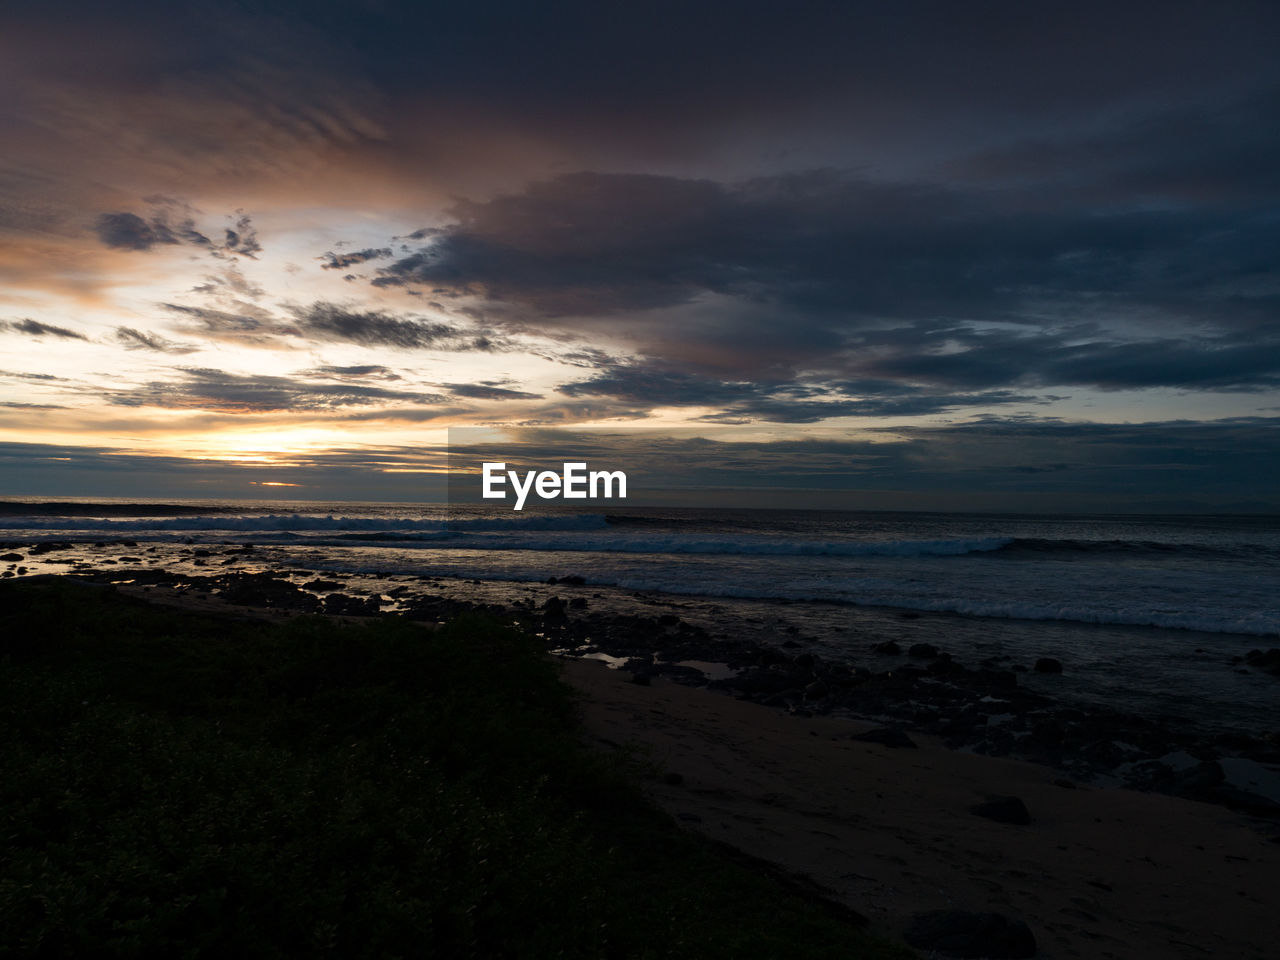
[370,170,1183,320]
[849,323,1280,393]
[221,212,261,259]
[367,168,1280,399]
[306,364,400,378]
[0,318,87,340]
[162,303,300,349]
[444,415,1280,509]
[320,247,393,270]
[292,301,503,351]
[0,441,450,501]
[191,265,265,301]
[0,370,71,381]
[557,360,1046,422]
[93,199,261,259]
[105,367,451,414]
[114,326,198,354]
[439,381,543,400]
[93,212,179,251]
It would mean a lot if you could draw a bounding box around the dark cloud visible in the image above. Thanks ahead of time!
[115,326,197,354]
[558,360,1046,423]
[222,213,261,259]
[293,301,502,351]
[107,367,450,413]
[0,318,87,340]
[93,200,260,259]
[439,382,542,400]
[376,169,1280,330]
[93,212,179,251]
[320,247,393,270]
[162,303,299,348]
[0,370,71,381]
[307,364,400,378]
[363,164,1280,399]
[849,323,1280,393]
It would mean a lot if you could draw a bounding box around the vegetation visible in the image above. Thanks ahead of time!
[0,578,908,958]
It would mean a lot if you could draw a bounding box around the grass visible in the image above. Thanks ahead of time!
[0,577,910,959]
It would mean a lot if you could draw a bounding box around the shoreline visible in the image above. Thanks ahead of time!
[5,535,1280,815]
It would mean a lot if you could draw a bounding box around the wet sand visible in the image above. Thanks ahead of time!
[561,658,1279,959]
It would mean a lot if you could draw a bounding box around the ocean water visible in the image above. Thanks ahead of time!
[3,499,1278,735]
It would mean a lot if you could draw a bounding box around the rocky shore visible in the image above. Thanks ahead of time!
[7,539,1280,822]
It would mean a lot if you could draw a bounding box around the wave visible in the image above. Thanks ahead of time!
[437,535,1014,557]
[0,513,612,533]
[205,532,1014,557]
[601,578,1280,636]
[997,537,1271,561]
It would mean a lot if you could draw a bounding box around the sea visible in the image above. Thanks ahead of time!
[3,499,1278,740]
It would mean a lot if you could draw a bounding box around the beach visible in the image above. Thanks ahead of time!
[4,501,1280,955]
[563,658,1278,959]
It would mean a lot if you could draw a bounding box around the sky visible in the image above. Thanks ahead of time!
[2,0,1279,509]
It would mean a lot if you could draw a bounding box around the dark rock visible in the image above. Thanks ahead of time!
[1172,760,1226,800]
[1029,717,1064,746]
[970,795,1032,825]
[886,664,928,683]
[568,596,588,608]
[871,640,902,655]
[1245,648,1280,676]
[803,679,829,700]
[0,552,22,561]
[323,593,381,616]
[908,642,940,659]
[977,669,1018,690]
[726,667,807,697]
[303,579,343,591]
[217,573,321,612]
[852,726,917,749]
[1080,739,1128,769]
[1034,657,1063,674]
[905,910,1036,958]
[560,575,587,585]
[657,613,680,626]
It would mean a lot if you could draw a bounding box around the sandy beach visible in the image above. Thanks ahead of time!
[561,658,1279,959]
